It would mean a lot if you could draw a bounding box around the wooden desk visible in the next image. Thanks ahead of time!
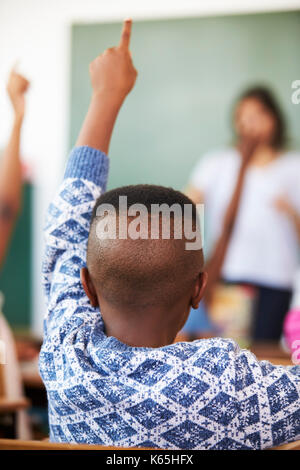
[273,439,300,450]
[0,437,299,451]
[249,342,293,366]
[250,342,290,359]
[0,398,30,439]
[22,370,44,389]
[0,438,152,451]
[0,398,29,413]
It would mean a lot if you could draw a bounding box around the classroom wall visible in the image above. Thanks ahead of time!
[71,13,300,192]
[0,0,299,335]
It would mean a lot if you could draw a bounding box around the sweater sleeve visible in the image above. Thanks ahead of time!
[233,346,300,449]
[41,146,109,341]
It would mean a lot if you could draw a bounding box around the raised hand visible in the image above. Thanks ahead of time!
[0,69,29,265]
[6,69,30,120]
[76,20,137,153]
[89,19,137,101]
[274,194,296,217]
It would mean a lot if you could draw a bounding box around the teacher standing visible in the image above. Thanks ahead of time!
[186,87,300,341]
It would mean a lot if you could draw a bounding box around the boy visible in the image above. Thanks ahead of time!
[39,20,300,449]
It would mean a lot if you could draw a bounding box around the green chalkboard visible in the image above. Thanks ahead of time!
[0,184,32,329]
[70,11,300,191]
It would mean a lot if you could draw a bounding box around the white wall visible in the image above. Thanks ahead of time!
[0,0,299,335]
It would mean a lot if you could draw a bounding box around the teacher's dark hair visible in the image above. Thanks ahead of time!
[235,86,286,149]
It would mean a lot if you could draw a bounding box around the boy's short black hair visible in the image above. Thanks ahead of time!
[87,184,203,311]
[91,184,198,223]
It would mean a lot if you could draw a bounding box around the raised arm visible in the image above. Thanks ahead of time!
[0,70,29,266]
[42,20,137,334]
[76,19,137,153]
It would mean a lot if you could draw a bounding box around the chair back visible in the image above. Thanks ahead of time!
[0,308,31,439]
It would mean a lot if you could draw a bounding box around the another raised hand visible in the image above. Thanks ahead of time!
[0,68,29,265]
[6,69,30,121]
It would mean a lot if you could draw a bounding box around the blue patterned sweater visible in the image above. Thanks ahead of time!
[39,146,300,450]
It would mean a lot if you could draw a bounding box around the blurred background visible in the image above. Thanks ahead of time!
[0,0,299,335]
[0,0,300,440]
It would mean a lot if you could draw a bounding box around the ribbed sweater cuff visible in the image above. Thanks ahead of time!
[64,146,109,190]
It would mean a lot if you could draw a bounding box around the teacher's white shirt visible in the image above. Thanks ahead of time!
[190,148,300,289]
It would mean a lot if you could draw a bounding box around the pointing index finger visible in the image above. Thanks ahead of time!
[119,19,132,50]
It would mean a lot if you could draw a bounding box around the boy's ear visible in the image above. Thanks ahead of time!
[80,267,99,308]
[191,271,208,310]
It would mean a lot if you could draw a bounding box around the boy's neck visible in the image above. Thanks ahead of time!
[100,303,182,348]
[104,321,176,348]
